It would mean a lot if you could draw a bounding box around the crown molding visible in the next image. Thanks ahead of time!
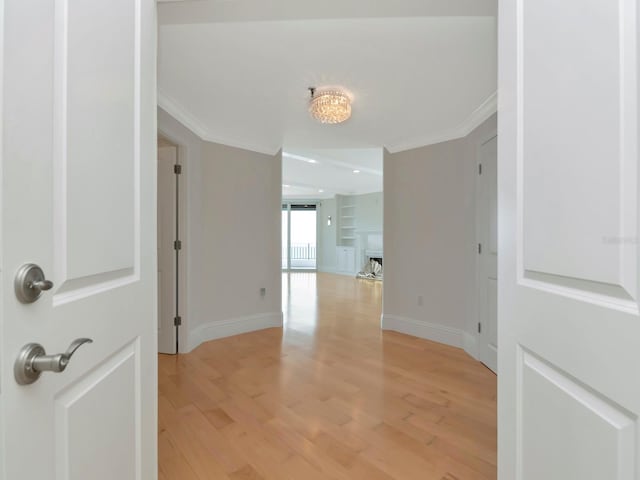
[384,91,497,153]
[158,90,280,156]
[158,90,497,156]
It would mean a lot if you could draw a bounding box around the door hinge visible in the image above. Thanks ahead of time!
[174,316,182,326]
[174,240,182,250]
[174,164,182,175]
[478,243,482,254]
[478,163,482,175]
[478,322,482,334]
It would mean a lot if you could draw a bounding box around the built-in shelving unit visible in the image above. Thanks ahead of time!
[335,195,357,273]
[337,196,356,247]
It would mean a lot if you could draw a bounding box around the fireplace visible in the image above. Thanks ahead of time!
[369,256,383,267]
[357,249,383,280]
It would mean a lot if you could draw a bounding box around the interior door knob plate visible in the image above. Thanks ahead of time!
[14,343,46,385]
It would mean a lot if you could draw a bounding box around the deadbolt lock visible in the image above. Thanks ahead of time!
[14,263,54,303]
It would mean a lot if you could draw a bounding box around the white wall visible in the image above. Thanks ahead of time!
[194,143,282,348]
[158,108,282,352]
[355,192,383,233]
[382,114,497,357]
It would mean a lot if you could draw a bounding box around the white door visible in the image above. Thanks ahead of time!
[477,134,498,373]
[1,1,157,479]
[158,146,177,354]
[499,0,639,478]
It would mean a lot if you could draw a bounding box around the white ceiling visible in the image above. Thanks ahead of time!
[158,0,497,198]
[282,148,383,200]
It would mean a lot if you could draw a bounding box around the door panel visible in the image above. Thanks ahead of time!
[55,341,139,480]
[486,277,497,362]
[54,0,139,301]
[1,1,157,479]
[521,0,634,290]
[520,349,635,480]
[499,0,639,478]
[63,0,137,282]
[158,146,177,354]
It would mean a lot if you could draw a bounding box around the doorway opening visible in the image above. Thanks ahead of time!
[282,203,318,271]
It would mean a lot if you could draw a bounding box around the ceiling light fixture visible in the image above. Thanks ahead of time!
[353,170,360,174]
[308,87,352,124]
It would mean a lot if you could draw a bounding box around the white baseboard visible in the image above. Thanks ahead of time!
[381,314,464,349]
[187,312,283,352]
[317,265,337,273]
[317,266,357,277]
[463,332,479,360]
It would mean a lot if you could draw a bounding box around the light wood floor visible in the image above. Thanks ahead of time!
[159,273,497,480]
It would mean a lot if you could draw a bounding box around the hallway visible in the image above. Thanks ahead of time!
[158,273,497,479]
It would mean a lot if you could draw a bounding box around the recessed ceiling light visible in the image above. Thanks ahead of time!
[283,184,291,188]
[318,189,324,193]
[353,170,360,174]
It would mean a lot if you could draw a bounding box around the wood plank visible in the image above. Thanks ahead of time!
[158,272,497,479]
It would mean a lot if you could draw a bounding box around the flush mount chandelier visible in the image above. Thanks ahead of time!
[308,87,352,124]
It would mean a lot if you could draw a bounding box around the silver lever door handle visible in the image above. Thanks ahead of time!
[14,338,93,385]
